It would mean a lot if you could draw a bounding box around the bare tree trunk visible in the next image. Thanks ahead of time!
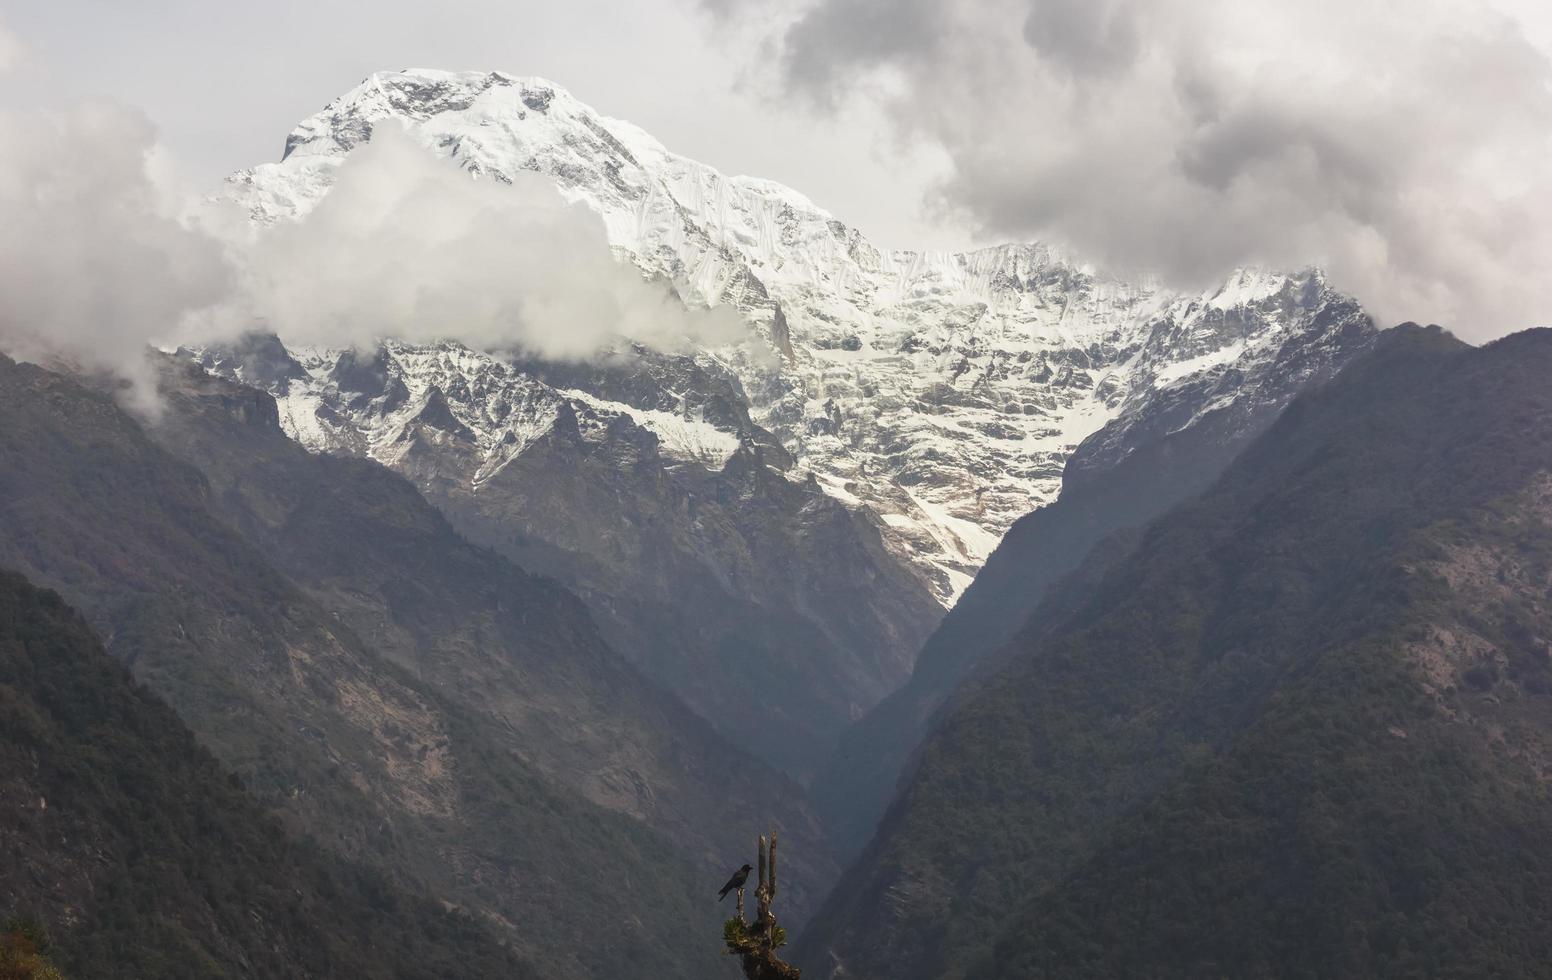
[723,830,800,979]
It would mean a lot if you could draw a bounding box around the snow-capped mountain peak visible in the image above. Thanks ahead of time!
[224,68,1375,603]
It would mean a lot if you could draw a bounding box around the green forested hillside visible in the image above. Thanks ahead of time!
[801,325,1552,978]
[0,570,534,978]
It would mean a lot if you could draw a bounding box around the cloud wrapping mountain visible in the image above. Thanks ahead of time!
[0,101,745,409]
[223,124,747,358]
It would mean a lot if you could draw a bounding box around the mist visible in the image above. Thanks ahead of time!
[0,100,233,414]
[0,99,747,411]
[218,124,746,359]
[725,0,1552,339]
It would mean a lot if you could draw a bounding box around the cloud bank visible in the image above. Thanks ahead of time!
[222,124,745,359]
[0,103,746,410]
[728,0,1552,338]
[0,101,232,412]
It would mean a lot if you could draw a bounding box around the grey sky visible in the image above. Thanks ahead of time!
[3,0,1551,338]
[0,0,955,249]
[744,0,1552,338]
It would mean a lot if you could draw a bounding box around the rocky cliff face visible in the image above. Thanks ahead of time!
[147,355,837,909]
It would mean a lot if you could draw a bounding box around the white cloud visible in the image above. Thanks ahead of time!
[218,124,746,359]
[0,100,233,414]
[0,103,747,412]
[743,0,1552,338]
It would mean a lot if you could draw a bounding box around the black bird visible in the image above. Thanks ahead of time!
[718,864,753,901]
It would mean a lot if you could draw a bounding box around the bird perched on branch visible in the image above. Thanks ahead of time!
[718,864,753,901]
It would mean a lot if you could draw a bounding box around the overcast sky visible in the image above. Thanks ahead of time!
[3,0,1551,337]
[0,0,955,248]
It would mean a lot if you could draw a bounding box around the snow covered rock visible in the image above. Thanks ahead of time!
[227,68,1375,605]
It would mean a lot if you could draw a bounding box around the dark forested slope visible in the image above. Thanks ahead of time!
[801,325,1552,979]
[0,570,533,979]
[192,334,943,783]
[810,295,1375,855]
[145,355,836,918]
[0,353,729,979]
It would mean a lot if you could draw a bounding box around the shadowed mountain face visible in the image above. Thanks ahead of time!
[189,337,944,782]
[0,352,826,979]
[810,298,1376,856]
[0,569,536,979]
[799,326,1552,979]
[145,355,837,914]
